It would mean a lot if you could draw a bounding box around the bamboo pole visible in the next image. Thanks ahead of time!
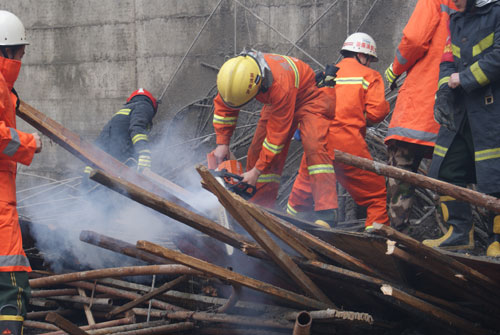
[29,265,200,288]
[38,317,134,335]
[106,275,188,318]
[136,240,330,310]
[67,281,186,312]
[164,311,293,329]
[334,149,500,213]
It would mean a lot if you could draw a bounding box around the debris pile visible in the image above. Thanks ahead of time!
[18,102,500,334]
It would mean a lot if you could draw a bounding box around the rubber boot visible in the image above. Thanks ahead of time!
[0,305,23,335]
[486,214,500,257]
[313,209,337,228]
[423,197,474,250]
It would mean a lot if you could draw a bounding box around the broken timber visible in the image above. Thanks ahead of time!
[196,164,334,306]
[334,149,500,213]
[17,100,195,211]
[136,240,331,310]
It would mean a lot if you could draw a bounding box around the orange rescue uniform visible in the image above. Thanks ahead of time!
[213,53,336,209]
[385,0,457,147]
[288,58,390,227]
[0,57,37,273]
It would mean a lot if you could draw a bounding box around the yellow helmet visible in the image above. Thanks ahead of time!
[217,55,262,108]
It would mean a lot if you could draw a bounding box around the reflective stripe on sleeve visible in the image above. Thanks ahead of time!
[263,138,285,154]
[132,134,149,144]
[114,108,131,116]
[470,61,490,86]
[257,173,281,183]
[2,128,21,157]
[438,76,450,89]
[396,49,407,65]
[282,56,300,88]
[307,164,335,175]
[213,114,237,125]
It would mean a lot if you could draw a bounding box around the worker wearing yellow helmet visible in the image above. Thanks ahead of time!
[212,50,338,224]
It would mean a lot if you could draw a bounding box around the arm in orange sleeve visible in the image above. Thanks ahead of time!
[0,120,37,166]
[392,0,441,75]
[365,73,390,124]
[213,93,240,145]
[254,85,296,172]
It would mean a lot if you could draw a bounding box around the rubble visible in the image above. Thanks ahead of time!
[17,101,500,335]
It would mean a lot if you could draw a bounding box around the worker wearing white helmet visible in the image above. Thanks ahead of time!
[0,10,42,335]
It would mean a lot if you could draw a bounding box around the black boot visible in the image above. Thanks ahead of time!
[313,209,338,228]
[423,197,474,250]
[0,305,23,335]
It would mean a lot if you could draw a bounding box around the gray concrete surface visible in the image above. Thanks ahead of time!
[0,0,418,187]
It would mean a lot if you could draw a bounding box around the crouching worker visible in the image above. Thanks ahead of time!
[82,88,158,188]
[287,33,390,230]
[0,10,42,335]
[424,0,500,257]
[212,50,337,213]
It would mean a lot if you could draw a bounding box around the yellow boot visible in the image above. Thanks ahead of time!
[486,215,500,257]
[423,197,474,250]
[313,209,337,228]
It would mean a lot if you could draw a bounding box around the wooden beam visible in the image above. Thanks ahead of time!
[334,149,500,213]
[136,240,331,310]
[196,165,334,306]
[372,223,500,301]
[387,243,500,313]
[230,194,382,278]
[17,100,194,210]
[89,169,268,260]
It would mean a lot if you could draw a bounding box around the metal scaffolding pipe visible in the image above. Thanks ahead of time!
[293,311,311,335]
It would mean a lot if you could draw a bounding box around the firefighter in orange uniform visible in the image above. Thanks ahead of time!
[212,51,336,217]
[0,10,42,335]
[287,33,390,230]
[384,0,458,232]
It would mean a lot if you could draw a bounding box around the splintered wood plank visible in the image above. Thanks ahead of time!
[196,165,334,306]
[136,240,331,310]
[89,169,267,260]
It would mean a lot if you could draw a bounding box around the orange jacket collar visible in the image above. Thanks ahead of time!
[0,57,21,90]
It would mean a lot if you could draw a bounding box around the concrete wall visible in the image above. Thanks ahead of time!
[0,0,418,187]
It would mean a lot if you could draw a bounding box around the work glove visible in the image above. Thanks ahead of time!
[316,64,339,88]
[385,63,400,90]
[434,86,456,132]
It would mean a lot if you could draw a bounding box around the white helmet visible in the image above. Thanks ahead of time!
[0,10,29,46]
[341,32,377,62]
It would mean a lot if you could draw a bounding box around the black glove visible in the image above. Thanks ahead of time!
[434,86,456,132]
[316,64,339,88]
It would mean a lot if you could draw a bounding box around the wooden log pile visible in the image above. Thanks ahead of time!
[18,102,500,334]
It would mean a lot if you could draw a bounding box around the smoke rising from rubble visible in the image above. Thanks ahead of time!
[20,116,223,274]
